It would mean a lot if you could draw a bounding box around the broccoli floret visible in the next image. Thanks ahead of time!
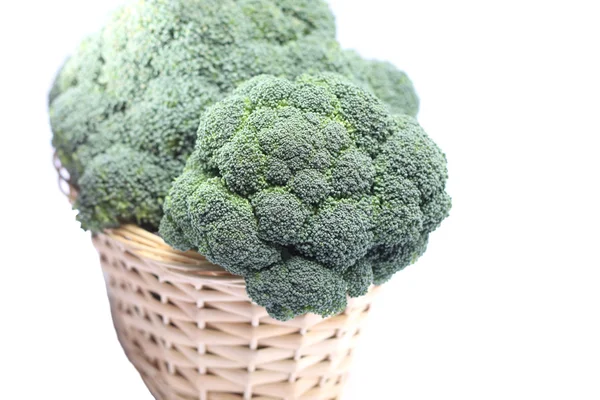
[49,33,104,103]
[343,50,420,116]
[75,146,178,231]
[49,0,420,232]
[161,74,450,320]
[157,171,206,251]
[246,257,348,321]
[49,85,112,181]
[252,189,310,245]
[344,260,374,298]
[330,149,376,197]
[289,169,331,205]
[368,235,430,285]
[125,76,221,162]
[163,172,281,275]
[298,198,374,274]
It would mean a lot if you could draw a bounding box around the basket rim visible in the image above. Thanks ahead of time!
[54,153,243,283]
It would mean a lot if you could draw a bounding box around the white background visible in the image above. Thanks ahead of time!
[1,0,599,399]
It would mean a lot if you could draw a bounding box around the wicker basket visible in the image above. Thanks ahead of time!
[55,157,379,400]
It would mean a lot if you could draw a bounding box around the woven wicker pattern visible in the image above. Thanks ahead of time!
[94,227,378,400]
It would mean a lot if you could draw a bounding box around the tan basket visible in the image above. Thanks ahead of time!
[55,157,379,400]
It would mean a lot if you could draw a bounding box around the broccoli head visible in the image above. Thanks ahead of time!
[160,74,450,320]
[49,0,419,232]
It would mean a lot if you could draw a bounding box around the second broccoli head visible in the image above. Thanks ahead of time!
[160,73,451,321]
[48,0,419,233]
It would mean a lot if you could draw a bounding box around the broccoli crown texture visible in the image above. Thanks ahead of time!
[49,0,419,231]
[160,74,451,320]
[75,146,180,232]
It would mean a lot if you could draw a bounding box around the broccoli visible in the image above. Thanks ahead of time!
[75,146,180,231]
[49,0,420,232]
[343,50,420,117]
[160,74,451,320]
[246,257,348,321]
[344,260,374,298]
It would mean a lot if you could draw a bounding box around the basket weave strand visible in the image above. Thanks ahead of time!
[55,158,378,399]
[95,231,378,400]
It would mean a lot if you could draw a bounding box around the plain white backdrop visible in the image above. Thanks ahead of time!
[1,0,599,398]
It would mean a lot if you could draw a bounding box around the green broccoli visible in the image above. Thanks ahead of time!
[343,50,420,117]
[344,260,374,298]
[246,257,348,321]
[75,146,180,231]
[160,73,451,320]
[49,0,419,232]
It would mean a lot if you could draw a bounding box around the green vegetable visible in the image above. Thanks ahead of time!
[49,0,419,231]
[246,257,348,321]
[160,74,451,320]
[343,50,420,117]
[75,146,180,232]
